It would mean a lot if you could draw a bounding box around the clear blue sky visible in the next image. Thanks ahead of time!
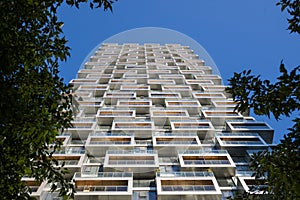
[57,0,300,143]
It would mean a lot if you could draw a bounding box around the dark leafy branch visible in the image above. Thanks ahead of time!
[250,118,300,199]
[66,0,117,11]
[276,0,300,34]
[0,0,114,199]
[226,62,300,120]
[226,1,300,199]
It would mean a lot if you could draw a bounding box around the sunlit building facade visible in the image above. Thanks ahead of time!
[28,43,274,199]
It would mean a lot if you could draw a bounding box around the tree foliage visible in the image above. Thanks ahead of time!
[277,0,300,34]
[250,118,300,199]
[227,64,300,120]
[0,0,115,199]
[226,0,300,199]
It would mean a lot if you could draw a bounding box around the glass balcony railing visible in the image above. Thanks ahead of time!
[152,113,188,117]
[89,141,131,145]
[108,160,155,165]
[216,133,259,137]
[231,125,271,130]
[70,125,94,129]
[173,125,211,129]
[204,113,240,117]
[57,160,79,165]
[157,171,214,177]
[102,113,134,117]
[76,186,128,192]
[183,160,230,165]
[156,141,198,145]
[178,150,228,154]
[221,141,264,145]
[235,171,255,177]
[154,132,197,136]
[106,150,157,154]
[90,132,133,136]
[75,172,133,178]
[114,124,152,129]
[161,185,215,192]
[134,140,152,145]
[55,148,85,154]
[72,118,96,123]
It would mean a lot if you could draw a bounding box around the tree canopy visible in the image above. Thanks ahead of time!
[0,0,115,199]
[226,0,300,199]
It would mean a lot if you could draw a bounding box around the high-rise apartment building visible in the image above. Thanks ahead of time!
[25,43,274,200]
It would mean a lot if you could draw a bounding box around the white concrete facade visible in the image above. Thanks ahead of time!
[29,43,274,200]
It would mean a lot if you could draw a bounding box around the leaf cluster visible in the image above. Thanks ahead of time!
[277,0,300,34]
[66,0,117,11]
[226,1,300,199]
[0,0,114,199]
[226,62,300,120]
[250,118,300,199]
[226,62,300,200]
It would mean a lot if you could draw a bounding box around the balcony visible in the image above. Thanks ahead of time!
[185,79,214,90]
[226,121,274,144]
[189,66,212,74]
[108,78,136,89]
[124,65,147,73]
[153,134,201,156]
[193,92,226,105]
[96,109,135,125]
[85,134,134,156]
[216,133,268,151]
[73,172,133,199]
[120,84,150,97]
[98,74,114,84]
[201,85,231,98]
[77,69,104,78]
[216,133,269,157]
[73,90,93,99]
[156,65,179,73]
[77,85,109,97]
[147,70,171,78]
[159,74,185,84]
[21,178,46,198]
[67,121,96,139]
[116,99,152,114]
[69,78,98,89]
[212,100,237,109]
[202,110,243,126]
[170,120,215,140]
[52,155,85,178]
[180,69,205,78]
[162,85,192,97]
[211,100,250,116]
[178,150,236,178]
[103,150,159,178]
[194,75,222,85]
[148,79,176,90]
[149,91,181,105]
[165,99,201,115]
[122,74,149,84]
[156,172,222,200]
[103,91,136,105]
[76,100,104,114]
[112,69,137,78]
[151,109,189,126]
[237,176,268,195]
[55,134,71,147]
[111,120,155,138]
[86,73,106,79]
[54,147,85,155]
